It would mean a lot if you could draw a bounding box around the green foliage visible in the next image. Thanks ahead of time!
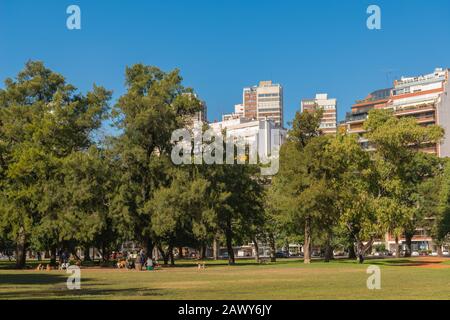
[1,62,448,268]
[110,64,203,249]
[435,160,450,243]
[0,61,111,267]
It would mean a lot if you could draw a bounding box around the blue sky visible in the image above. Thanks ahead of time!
[1,0,449,130]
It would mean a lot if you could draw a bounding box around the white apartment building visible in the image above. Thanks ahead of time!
[210,118,286,159]
[301,93,337,135]
[222,104,245,121]
[234,104,244,117]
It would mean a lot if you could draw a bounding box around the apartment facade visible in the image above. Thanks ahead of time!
[344,68,450,157]
[242,81,284,126]
[243,86,257,120]
[222,104,245,121]
[301,93,338,135]
[210,117,287,159]
[344,68,450,253]
[344,88,391,150]
[390,67,449,156]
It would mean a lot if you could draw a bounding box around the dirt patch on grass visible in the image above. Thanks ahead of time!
[413,257,450,269]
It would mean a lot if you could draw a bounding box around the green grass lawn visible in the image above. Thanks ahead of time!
[0,257,449,300]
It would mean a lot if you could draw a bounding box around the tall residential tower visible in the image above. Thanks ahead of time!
[243,81,284,127]
[301,93,338,135]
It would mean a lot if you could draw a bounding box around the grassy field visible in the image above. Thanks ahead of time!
[0,257,449,300]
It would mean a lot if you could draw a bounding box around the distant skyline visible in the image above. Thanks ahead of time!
[1,0,449,131]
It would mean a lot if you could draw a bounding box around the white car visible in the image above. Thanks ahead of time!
[443,251,449,256]
[430,252,439,257]
[411,251,420,257]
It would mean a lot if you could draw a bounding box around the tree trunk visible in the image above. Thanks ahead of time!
[200,244,207,259]
[169,247,175,266]
[269,234,276,262]
[158,245,170,265]
[213,236,220,260]
[303,217,312,264]
[395,236,401,258]
[83,247,91,261]
[50,246,57,266]
[324,232,334,262]
[356,237,374,263]
[348,243,356,259]
[404,232,413,258]
[253,237,260,263]
[15,230,27,269]
[144,238,154,258]
[225,219,235,265]
[101,243,110,262]
[437,245,443,257]
[178,246,184,259]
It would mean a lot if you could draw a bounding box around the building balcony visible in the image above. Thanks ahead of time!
[394,103,436,116]
[346,113,368,123]
[416,115,436,124]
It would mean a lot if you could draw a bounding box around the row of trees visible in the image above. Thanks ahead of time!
[1,61,450,268]
[0,61,264,268]
[269,108,448,263]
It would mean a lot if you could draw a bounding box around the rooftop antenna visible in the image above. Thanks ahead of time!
[382,68,396,87]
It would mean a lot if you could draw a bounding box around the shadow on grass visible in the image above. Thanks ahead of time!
[162,258,306,268]
[0,273,71,285]
[364,259,443,267]
[0,273,164,299]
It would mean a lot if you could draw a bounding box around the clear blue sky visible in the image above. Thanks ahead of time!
[1,0,449,130]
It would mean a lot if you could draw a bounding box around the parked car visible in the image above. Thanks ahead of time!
[411,251,420,257]
[276,251,289,258]
[443,251,449,256]
[333,251,346,257]
[430,252,439,257]
[219,252,229,259]
[311,251,323,258]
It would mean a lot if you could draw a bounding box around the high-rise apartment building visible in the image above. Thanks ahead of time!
[242,81,283,126]
[344,88,391,149]
[343,68,450,253]
[391,68,449,156]
[301,93,337,135]
[344,68,450,156]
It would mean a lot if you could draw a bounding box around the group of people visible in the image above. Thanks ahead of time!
[116,250,160,271]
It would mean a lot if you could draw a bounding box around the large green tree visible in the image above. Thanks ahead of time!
[364,109,443,257]
[0,61,111,268]
[110,64,202,256]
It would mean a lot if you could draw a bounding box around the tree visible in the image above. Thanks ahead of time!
[110,64,202,256]
[268,109,324,264]
[0,61,111,268]
[149,168,209,265]
[364,109,443,257]
[433,160,450,254]
[198,159,263,265]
